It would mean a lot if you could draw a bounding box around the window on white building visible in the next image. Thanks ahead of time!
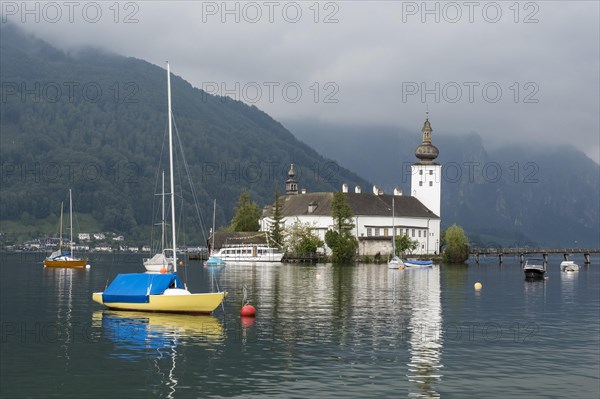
[375,228,380,236]
[418,230,421,237]
[383,228,388,236]
[419,181,423,186]
[429,181,433,186]
[419,170,423,175]
[412,229,415,237]
[429,170,433,175]
[367,228,372,237]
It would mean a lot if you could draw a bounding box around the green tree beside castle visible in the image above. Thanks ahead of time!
[268,189,284,249]
[442,224,469,263]
[229,191,260,232]
[325,192,358,263]
[394,234,418,257]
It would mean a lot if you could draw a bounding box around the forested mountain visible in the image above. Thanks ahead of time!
[284,120,600,248]
[0,23,368,243]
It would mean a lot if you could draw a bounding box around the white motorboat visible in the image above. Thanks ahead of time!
[560,260,579,272]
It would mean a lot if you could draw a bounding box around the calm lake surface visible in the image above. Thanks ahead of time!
[1,253,599,398]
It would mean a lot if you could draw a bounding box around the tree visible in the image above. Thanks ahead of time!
[268,189,284,249]
[284,219,323,254]
[325,192,358,263]
[442,224,469,263]
[394,234,419,256]
[230,191,260,232]
[331,192,354,231]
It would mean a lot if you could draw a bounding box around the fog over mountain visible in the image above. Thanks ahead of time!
[3,1,598,163]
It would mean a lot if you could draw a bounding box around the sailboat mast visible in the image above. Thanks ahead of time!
[212,199,216,254]
[167,62,177,272]
[392,195,395,256]
[161,170,165,254]
[59,201,64,252]
[69,189,73,257]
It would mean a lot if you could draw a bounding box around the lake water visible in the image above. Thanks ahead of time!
[1,253,598,398]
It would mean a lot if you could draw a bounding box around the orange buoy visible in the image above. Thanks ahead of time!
[240,304,256,317]
[179,261,183,266]
[160,267,167,274]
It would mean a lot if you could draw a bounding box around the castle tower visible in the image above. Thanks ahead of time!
[285,163,298,195]
[411,116,441,217]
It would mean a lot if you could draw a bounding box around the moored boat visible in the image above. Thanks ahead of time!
[213,244,284,263]
[404,259,433,268]
[143,170,175,273]
[43,189,89,269]
[204,255,226,267]
[92,62,226,314]
[560,260,579,272]
[388,256,405,269]
[524,258,546,279]
[92,273,226,313]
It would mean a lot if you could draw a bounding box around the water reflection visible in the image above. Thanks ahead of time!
[560,268,577,305]
[43,267,91,365]
[91,311,224,397]
[405,267,443,398]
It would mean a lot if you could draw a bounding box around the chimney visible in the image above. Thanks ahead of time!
[342,183,348,193]
[355,185,361,194]
[301,188,306,194]
[394,188,403,196]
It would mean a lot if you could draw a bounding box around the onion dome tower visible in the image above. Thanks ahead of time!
[285,163,298,195]
[415,118,439,164]
[411,115,442,217]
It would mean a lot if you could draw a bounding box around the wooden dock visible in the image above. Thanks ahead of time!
[470,248,599,264]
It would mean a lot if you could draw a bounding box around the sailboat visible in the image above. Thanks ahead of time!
[92,62,227,313]
[43,189,89,268]
[204,199,226,267]
[144,170,175,273]
[388,195,404,269]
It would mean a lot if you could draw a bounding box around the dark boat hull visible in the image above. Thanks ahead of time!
[524,269,546,279]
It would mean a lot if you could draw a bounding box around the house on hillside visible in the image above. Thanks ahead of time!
[260,116,442,256]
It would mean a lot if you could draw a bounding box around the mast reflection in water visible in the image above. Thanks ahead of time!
[405,266,443,398]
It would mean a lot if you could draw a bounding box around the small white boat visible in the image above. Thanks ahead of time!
[143,251,175,273]
[524,258,546,279]
[388,256,404,269]
[144,170,174,273]
[560,260,579,272]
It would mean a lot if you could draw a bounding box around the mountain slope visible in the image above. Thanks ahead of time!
[0,23,369,242]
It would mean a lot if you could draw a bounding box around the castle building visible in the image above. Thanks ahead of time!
[260,117,442,256]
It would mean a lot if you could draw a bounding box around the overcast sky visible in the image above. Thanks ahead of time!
[2,1,599,162]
